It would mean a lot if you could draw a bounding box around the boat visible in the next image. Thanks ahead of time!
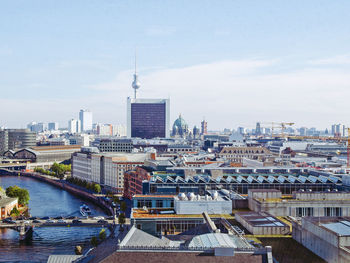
[80,204,92,217]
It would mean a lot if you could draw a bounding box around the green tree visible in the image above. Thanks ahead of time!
[10,206,20,216]
[120,201,127,212]
[99,228,106,241]
[118,213,126,226]
[90,236,99,247]
[6,186,30,205]
[93,184,101,193]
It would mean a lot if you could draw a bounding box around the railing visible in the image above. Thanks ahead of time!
[117,245,256,252]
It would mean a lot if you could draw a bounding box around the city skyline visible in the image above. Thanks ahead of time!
[1,1,350,129]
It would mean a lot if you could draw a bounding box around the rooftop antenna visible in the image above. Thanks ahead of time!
[132,49,140,99]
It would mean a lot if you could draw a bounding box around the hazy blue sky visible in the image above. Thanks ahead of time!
[1,0,350,130]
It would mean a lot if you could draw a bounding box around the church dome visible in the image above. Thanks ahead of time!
[172,114,189,137]
[173,114,188,130]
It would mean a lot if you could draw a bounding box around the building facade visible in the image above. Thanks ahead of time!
[127,98,170,139]
[7,129,36,150]
[79,109,93,132]
[72,150,148,193]
[99,138,133,153]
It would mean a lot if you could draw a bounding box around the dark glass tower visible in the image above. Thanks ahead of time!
[127,98,170,139]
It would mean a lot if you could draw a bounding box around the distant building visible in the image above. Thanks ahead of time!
[7,129,36,150]
[68,119,81,134]
[0,129,8,154]
[218,146,274,165]
[127,98,170,139]
[200,119,207,135]
[27,122,46,133]
[172,114,189,138]
[255,122,261,135]
[48,122,59,131]
[96,123,113,136]
[98,138,133,152]
[79,109,93,132]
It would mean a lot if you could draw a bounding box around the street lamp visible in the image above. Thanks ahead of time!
[111,202,116,237]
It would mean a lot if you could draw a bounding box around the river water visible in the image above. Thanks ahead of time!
[0,175,109,263]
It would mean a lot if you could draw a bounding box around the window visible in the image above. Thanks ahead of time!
[156,200,163,208]
[324,207,342,216]
[296,207,314,217]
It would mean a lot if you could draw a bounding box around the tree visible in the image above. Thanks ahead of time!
[10,206,20,216]
[93,184,101,193]
[6,186,30,205]
[90,236,99,247]
[118,213,126,226]
[120,201,127,212]
[99,228,106,241]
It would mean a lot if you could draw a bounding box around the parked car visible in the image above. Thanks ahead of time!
[97,219,108,224]
[33,219,41,223]
[46,219,56,223]
[54,216,63,220]
[23,220,30,224]
[72,219,82,224]
[3,218,16,224]
[93,216,104,220]
[41,216,50,220]
[29,217,37,220]
[58,219,67,224]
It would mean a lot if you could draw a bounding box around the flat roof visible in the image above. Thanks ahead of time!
[236,212,287,227]
[321,220,350,236]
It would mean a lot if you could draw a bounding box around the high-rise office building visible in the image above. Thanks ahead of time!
[68,119,81,134]
[48,122,59,131]
[79,109,93,132]
[201,119,208,135]
[127,98,170,139]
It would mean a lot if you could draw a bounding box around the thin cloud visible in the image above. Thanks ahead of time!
[308,54,350,65]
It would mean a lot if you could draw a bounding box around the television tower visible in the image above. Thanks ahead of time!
[132,52,140,99]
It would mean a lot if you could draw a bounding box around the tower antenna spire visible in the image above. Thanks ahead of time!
[132,49,140,99]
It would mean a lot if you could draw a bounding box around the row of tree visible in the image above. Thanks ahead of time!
[66,176,101,193]
[34,162,71,179]
[90,228,107,247]
[5,185,30,205]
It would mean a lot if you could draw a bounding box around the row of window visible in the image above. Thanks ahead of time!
[295,207,343,217]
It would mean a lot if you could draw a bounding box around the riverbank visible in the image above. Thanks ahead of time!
[0,170,113,216]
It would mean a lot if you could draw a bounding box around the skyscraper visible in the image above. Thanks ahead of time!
[68,119,81,134]
[127,98,170,139]
[126,57,170,139]
[201,119,207,135]
[79,109,93,132]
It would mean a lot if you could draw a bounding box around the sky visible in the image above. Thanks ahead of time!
[1,0,350,130]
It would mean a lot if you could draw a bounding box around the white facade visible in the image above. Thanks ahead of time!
[79,109,93,132]
[72,152,147,193]
[174,193,232,215]
[68,119,81,134]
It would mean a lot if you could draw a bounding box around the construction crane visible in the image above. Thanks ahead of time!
[347,128,350,168]
[261,122,295,137]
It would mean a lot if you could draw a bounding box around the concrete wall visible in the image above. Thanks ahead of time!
[174,199,232,215]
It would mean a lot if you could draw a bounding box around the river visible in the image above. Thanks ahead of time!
[0,175,109,263]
